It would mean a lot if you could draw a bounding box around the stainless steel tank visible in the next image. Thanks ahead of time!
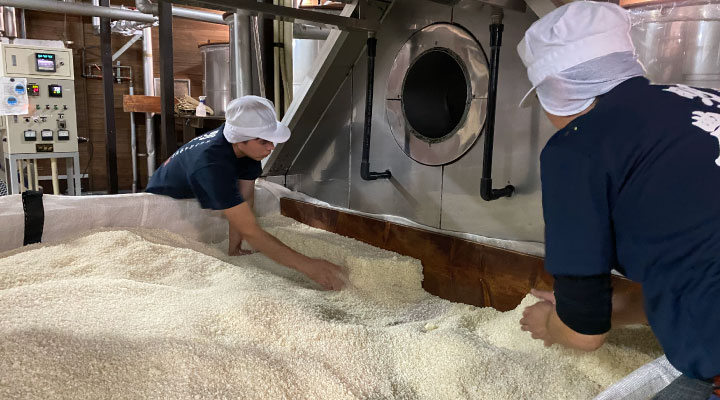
[199,43,231,116]
[630,2,720,88]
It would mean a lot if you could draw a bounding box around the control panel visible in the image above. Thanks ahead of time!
[0,44,78,155]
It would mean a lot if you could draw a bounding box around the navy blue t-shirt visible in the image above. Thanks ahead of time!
[541,77,720,379]
[146,124,262,210]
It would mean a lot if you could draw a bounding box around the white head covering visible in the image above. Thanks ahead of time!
[223,95,291,144]
[517,1,646,116]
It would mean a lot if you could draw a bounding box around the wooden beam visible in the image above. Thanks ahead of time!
[123,95,162,113]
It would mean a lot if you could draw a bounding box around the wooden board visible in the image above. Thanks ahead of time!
[123,95,162,113]
[280,198,642,312]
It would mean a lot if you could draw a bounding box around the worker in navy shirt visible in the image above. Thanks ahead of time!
[515,3,720,399]
[147,96,347,291]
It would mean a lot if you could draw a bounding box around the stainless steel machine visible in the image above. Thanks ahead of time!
[0,41,81,195]
[260,0,720,246]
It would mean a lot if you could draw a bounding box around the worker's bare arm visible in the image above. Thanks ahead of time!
[223,202,347,290]
[521,289,607,351]
[228,180,257,256]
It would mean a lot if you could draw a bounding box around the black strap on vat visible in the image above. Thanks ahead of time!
[22,190,44,246]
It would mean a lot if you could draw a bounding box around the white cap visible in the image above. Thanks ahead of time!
[223,95,291,144]
[517,1,636,108]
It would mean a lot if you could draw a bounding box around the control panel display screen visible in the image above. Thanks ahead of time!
[36,53,56,72]
[48,84,62,98]
[28,84,40,96]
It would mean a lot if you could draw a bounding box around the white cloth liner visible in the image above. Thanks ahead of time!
[0,180,677,397]
[593,355,681,400]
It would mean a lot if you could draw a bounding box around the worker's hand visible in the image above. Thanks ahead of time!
[530,288,556,305]
[300,259,348,291]
[520,300,555,347]
[228,223,256,256]
[228,239,256,256]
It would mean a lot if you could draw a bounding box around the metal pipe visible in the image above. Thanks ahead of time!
[190,0,380,32]
[0,7,5,36]
[3,6,16,38]
[91,0,101,34]
[50,158,59,195]
[129,73,138,193]
[25,161,32,191]
[360,35,390,181]
[158,0,177,160]
[480,9,514,201]
[172,6,224,24]
[143,26,156,177]
[17,160,25,192]
[0,0,156,23]
[18,7,25,38]
[135,0,225,24]
[101,0,119,194]
[227,13,252,98]
[33,159,38,190]
[252,15,266,98]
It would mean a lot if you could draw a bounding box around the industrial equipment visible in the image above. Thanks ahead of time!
[0,41,81,195]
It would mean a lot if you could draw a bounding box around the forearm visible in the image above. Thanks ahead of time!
[241,227,312,272]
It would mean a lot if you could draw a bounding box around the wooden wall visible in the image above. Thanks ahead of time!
[25,3,228,193]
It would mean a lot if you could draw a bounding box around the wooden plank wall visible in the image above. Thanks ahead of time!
[25,3,228,193]
[280,198,554,311]
[280,198,644,312]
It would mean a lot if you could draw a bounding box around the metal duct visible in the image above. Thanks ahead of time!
[3,6,16,38]
[143,26,156,177]
[135,0,225,25]
[226,13,253,98]
[0,0,156,23]
[0,7,5,36]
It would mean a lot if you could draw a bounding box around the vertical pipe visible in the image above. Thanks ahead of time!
[17,7,25,39]
[142,26,156,177]
[273,10,280,112]
[252,16,266,98]
[91,0,101,34]
[50,158,60,195]
[25,161,32,190]
[158,0,177,160]
[228,13,252,98]
[17,160,25,192]
[480,9,514,201]
[129,80,138,193]
[100,0,119,194]
[282,0,292,112]
[3,7,17,38]
[360,35,390,181]
[33,159,39,191]
[0,7,6,37]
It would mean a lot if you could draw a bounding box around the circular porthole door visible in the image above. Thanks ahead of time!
[386,23,489,166]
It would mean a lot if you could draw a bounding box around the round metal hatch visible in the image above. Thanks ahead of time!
[386,23,489,166]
